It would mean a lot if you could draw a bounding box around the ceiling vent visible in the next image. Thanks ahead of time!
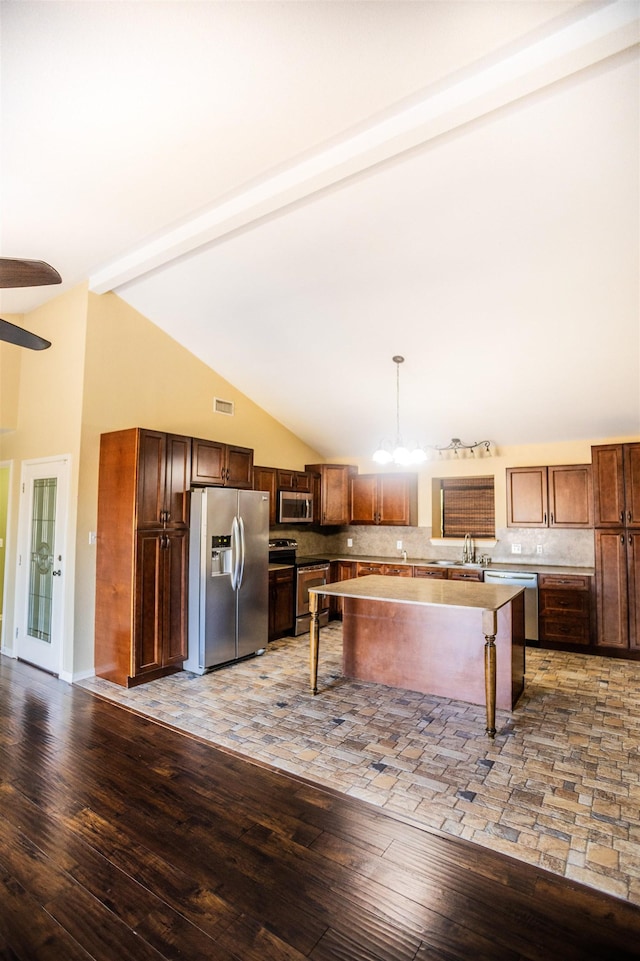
[213,397,234,416]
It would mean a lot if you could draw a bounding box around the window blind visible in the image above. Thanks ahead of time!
[441,477,495,538]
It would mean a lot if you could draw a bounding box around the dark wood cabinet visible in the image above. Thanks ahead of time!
[413,565,448,580]
[506,465,592,528]
[253,466,277,526]
[448,568,483,582]
[136,429,191,530]
[268,566,294,640]
[95,428,190,687]
[277,469,312,493]
[350,473,418,526]
[594,529,640,651]
[191,437,253,489]
[592,443,640,528]
[134,529,189,675]
[305,463,356,526]
[538,573,593,649]
[329,560,357,619]
[592,443,640,653]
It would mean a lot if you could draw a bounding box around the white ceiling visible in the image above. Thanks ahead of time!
[2,1,639,460]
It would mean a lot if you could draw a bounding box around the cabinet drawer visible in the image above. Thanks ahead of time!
[414,566,448,579]
[448,568,483,582]
[538,573,590,591]
[382,564,413,577]
[539,589,589,617]
[539,616,591,645]
[357,563,384,576]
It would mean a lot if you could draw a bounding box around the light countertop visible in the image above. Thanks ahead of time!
[303,554,594,577]
[309,574,524,612]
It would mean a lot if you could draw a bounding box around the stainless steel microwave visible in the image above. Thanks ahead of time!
[277,489,313,524]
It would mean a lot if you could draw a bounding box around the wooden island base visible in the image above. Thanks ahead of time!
[342,595,525,711]
[309,575,525,737]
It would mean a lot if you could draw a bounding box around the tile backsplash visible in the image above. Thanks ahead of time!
[276,525,595,568]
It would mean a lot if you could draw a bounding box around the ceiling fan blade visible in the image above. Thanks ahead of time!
[0,258,62,288]
[0,318,51,350]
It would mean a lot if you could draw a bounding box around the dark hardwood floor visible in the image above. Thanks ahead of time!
[1,655,639,960]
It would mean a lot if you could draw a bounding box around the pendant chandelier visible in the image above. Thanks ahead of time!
[373,356,427,466]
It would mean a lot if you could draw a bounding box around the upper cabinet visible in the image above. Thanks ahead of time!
[350,472,418,526]
[253,466,278,526]
[592,443,640,528]
[276,469,313,493]
[136,429,191,530]
[506,465,592,529]
[191,437,253,489]
[305,463,357,526]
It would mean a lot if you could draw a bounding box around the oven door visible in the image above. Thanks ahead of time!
[295,564,329,635]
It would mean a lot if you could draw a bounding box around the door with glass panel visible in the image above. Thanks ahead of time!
[16,458,69,674]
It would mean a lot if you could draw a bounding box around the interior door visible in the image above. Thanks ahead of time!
[16,457,69,674]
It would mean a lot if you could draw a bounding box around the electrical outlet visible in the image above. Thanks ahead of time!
[512,543,521,553]
[347,537,353,548]
[396,540,403,550]
[88,531,97,545]
[536,544,543,554]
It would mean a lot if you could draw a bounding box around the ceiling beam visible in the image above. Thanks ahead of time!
[89,1,639,295]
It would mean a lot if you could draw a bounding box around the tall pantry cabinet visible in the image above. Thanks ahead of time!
[95,428,191,686]
[592,443,640,652]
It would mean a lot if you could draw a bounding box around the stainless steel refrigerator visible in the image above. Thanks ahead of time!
[185,487,270,674]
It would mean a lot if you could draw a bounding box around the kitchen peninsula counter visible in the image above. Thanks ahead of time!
[308,574,525,737]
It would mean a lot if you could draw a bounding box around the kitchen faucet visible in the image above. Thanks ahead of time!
[462,533,475,564]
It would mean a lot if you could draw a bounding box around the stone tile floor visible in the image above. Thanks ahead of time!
[77,625,640,905]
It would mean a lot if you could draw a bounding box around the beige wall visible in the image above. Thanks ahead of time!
[74,291,322,677]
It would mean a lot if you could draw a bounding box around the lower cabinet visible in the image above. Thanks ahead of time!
[268,567,294,640]
[329,561,357,619]
[594,530,639,652]
[414,565,448,580]
[134,530,189,677]
[538,573,593,649]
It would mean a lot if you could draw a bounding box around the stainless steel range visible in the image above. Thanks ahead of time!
[268,539,330,636]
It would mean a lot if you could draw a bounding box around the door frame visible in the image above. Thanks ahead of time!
[0,460,14,656]
[14,454,71,676]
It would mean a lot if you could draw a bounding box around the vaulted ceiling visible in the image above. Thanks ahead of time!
[2,1,638,460]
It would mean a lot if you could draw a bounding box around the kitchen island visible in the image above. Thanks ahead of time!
[308,575,525,737]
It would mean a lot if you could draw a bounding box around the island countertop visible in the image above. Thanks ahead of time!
[309,574,524,611]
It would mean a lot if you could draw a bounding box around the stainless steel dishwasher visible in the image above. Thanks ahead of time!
[483,569,538,642]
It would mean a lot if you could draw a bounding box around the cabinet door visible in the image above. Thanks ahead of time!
[162,530,189,666]
[253,466,277,526]
[356,562,384,576]
[329,560,357,618]
[164,434,191,527]
[137,430,190,529]
[594,530,628,648]
[624,444,640,528]
[382,564,413,577]
[506,467,548,527]
[350,474,377,524]
[268,567,294,639]
[277,470,312,492]
[226,445,254,489]
[191,438,226,486]
[137,430,166,529]
[134,531,165,676]
[378,474,417,526]
[592,445,625,528]
[628,532,640,650]
[321,465,351,525]
[548,465,593,528]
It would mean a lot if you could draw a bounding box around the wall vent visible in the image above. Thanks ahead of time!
[213,397,234,416]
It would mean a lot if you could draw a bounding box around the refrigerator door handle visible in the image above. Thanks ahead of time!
[230,515,240,590]
[238,515,246,589]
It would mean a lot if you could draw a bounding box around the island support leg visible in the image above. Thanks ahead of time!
[309,591,320,696]
[482,609,498,738]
